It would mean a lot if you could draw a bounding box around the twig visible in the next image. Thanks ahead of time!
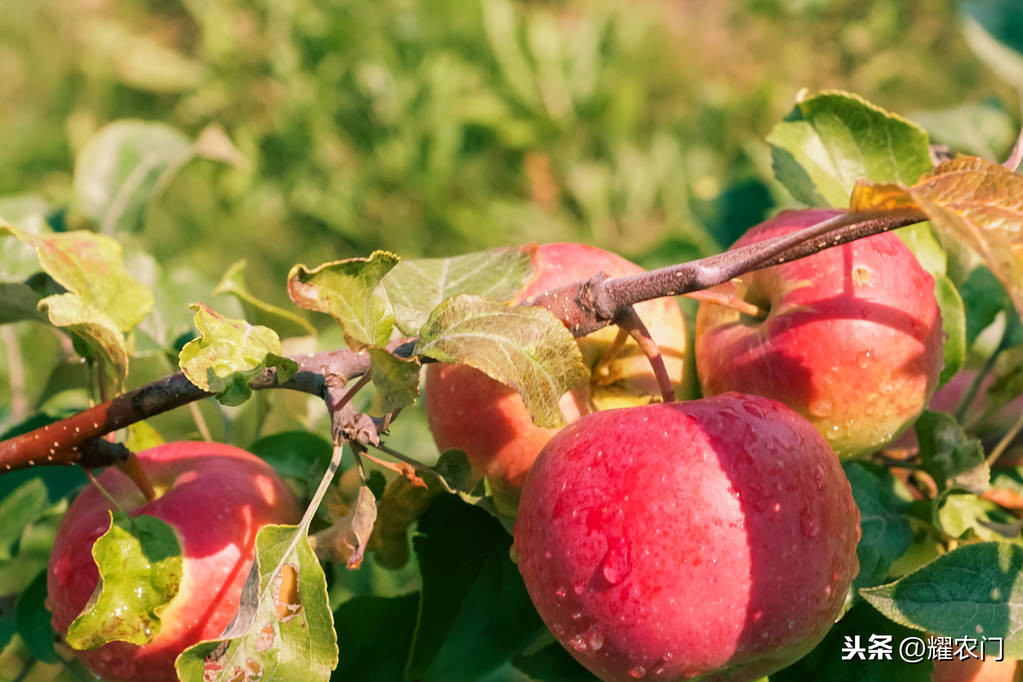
[615,306,675,404]
[684,288,768,319]
[988,411,1023,467]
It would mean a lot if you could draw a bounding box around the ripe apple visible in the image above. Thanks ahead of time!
[47,441,302,682]
[933,656,1021,682]
[514,392,861,682]
[695,208,944,459]
[424,242,691,511]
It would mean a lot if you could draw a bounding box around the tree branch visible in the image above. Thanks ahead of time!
[0,209,927,473]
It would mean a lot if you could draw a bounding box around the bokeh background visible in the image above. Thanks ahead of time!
[2,0,1019,289]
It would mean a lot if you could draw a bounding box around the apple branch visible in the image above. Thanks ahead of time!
[0,208,928,473]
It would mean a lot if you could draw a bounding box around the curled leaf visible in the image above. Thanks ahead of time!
[178,303,295,406]
[311,485,378,569]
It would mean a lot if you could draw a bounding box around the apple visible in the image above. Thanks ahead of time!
[47,441,302,682]
[424,242,691,511]
[514,392,861,682]
[695,208,944,459]
[933,656,1021,682]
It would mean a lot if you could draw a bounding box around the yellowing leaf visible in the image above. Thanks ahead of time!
[65,512,182,650]
[287,251,398,349]
[852,156,1023,319]
[178,303,297,406]
[414,295,586,428]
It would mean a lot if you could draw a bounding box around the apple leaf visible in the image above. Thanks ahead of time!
[513,642,601,682]
[367,347,421,415]
[911,98,1019,161]
[414,295,587,428]
[960,266,1012,346]
[771,602,933,682]
[335,594,419,681]
[15,571,57,664]
[844,464,913,591]
[287,251,398,349]
[851,157,1023,321]
[861,542,1023,657]
[915,411,989,494]
[0,479,50,561]
[72,120,211,234]
[960,0,1023,89]
[175,524,337,682]
[178,303,298,406]
[381,245,537,335]
[931,490,1006,540]
[65,511,182,650]
[406,495,545,681]
[37,293,130,385]
[935,276,967,385]
[368,476,440,571]
[767,90,933,207]
[310,485,378,569]
[0,283,45,325]
[213,260,316,338]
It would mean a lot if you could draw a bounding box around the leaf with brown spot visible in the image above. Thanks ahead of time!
[274,564,302,622]
[310,486,378,569]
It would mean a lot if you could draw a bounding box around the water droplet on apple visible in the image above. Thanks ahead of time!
[569,634,588,652]
[600,536,631,585]
[555,586,567,599]
[544,550,553,560]
[629,665,647,679]
[572,611,583,621]
[809,398,832,418]
[800,509,819,537]
[573,582,586,596]
[585,626,605,652]
[552,622,565,635]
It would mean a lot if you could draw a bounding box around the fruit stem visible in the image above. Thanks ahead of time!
[117,453,158,502]
[592,327,630,381]
[987,411,1023,467]
[684,288,768,319]
[615,306,675,404]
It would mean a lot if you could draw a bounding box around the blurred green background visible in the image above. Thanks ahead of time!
[1,0,1018,288]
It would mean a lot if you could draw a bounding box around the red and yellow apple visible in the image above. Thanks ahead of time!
[425,242,691,511]
[514,392,861,682]
[695,209,944,459]
[47,441,302,682]
[933,656,1021,682]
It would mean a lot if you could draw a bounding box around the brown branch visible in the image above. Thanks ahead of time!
[0,208,928,474]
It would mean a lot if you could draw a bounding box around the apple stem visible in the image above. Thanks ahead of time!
[84,468,129,514]
[117,453,158,502]
[684,288,768,319]
[592,327,630,381]
[615,306,675,404]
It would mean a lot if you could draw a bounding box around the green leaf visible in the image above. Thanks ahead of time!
[911,98,1019,161]
[381,245,537,335]
[934,275,966,386]
[767,90,933,207]
[406,495,545,681]
[368,347,421,415]
[213,260,316,338]
[333,594,419,681]
[932,490,1003,539]
[37,293,129,383]
[247,430,333,483]
[861,542,1023,656]
[0,479,50,561]
[844,463,913,591]
[770,602,933,682]
[72,120,194,234]
[0,283,44,325]
[14,571,56,664]
[178,303,294,406]
[961,266,1011,346]
[287,251,399,349]
[65,511,182,650]
[175,525,337,682]
[414,295,587,428]
[513,642,601,682]
[915,411,989,494]
[961,1,1023,89]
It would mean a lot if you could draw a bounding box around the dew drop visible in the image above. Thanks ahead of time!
[571,611,583,621]
[600,537,631,585]
[809,398,832,418]
[555,586,567,599]
[573,582,586,596]
[569,634,588,652]
[629,665,647,679]
[800,510,820,538]
[584,626,604,652]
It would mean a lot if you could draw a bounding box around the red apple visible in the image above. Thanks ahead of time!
[47,441,302,682]
[695,209,944,459]
[425,242,691,511]
[514,393,861,682]
[933,656,1021,682]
